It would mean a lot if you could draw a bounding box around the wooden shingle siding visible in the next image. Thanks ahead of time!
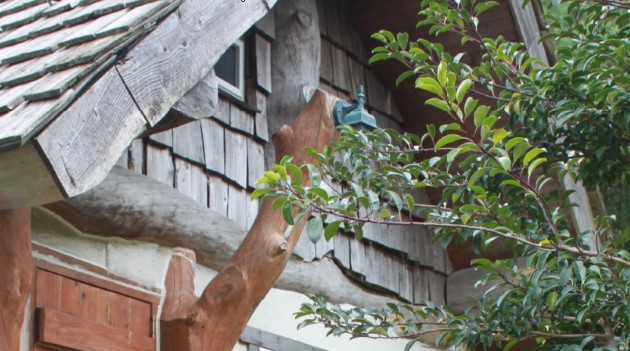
[148,129,173,148]
[175,158,207,207]
[253,10,275,40]
[254,34,272,95]
[227,184,247,228]
[310,0,451,305]
[128,139,144,175]
[224,128,248,188]
[200,118,225,174]
[247,138,265,189]
[254,91,269,142]
[230,105,255,136]
[172,121,205,165]
[146,144,174,187]
[319,39,334,84]
[208,175,230,217]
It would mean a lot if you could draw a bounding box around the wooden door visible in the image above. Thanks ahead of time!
[34,267,156,351]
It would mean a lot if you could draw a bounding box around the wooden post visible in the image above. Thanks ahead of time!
[0,208,32,351]
[160,90,337,351]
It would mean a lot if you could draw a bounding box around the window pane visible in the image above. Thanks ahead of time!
[216,45,238,86]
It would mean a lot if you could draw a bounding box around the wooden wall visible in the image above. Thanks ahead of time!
[116,2,450,305]
[291,0,452,305]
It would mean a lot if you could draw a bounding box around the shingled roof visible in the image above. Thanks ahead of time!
[0,0,180,151]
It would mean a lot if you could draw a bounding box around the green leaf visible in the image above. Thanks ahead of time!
[307,187,329,201]
[396,70,415,86]
[416,77,442,96]
[492,129,508,145]
[437,61,447,87]
[434,134,465,150]
[527,158,547,179]
[474,1,499,15]
[324,220,342,241]
[307,216,324,243]
[286,164,303,184]
[273,165,288,181]
[425,98,451,113]
[397,32,409,50]
[497,156,511,171]
[387,190,403,212]
[523,148,546,166]
[369,53,390,65]
[282,201,294,225]
[456,79,472,103]
[500,179,523,188]
[473,105,489,128]
[251,188,272,200]
[379,208,392,220]
[468,168,488,188]
[505,137,526,151]
[305,164,321,187]
[405,194,415,213]
[464,97,478,116]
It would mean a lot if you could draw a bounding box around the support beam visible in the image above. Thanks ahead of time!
[160,89,336,350]
[265,0,320,169]
[0,208,33,351]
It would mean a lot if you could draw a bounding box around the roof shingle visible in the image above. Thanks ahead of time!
[0,0,180,151]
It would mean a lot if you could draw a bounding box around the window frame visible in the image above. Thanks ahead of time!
[216,38,246,101]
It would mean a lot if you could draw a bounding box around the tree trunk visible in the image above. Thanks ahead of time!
[160,89,337,351]
[0,208,32,351]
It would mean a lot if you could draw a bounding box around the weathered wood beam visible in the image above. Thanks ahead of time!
[30,0,276,202]
[0,208,33,351]
[116,0,277,126]
[45,90,397,305]
[265,0,320,169]
[0,142,63,209]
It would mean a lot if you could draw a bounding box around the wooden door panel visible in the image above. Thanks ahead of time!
[34,268,155,351]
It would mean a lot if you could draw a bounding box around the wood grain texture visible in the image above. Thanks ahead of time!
[174,158,208,207]
[253,9,275,40]
[159,89,340,351]
[36,308,154,351]
[224,129,248,188]
[128,139,145,174]
[254,90,269,142]
[45,167,397,308]
[146,144,174,187]
[209,175,229,217]
[227,185,248,229]
[34,69,146,198]
[266,0,320,170]
[172,69,219,120]
[255,34,272,95]
[0,208,32,351]
[246,139,264,189]
[200,118,225,174]
[116,0,277,125]
[172,121,205,165]
[0,142,63,209]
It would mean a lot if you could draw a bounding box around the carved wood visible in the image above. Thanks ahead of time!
[158,89,336,350]
[0,208,32,351]
[265,0,320,169]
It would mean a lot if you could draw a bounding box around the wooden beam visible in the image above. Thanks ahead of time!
[158,89,336,350]
[116,0,278,126]
[0,142,63,209]
[34,69,147,198]
[0,208,32,351]
[36,308,154,351]
[265,0,320,169]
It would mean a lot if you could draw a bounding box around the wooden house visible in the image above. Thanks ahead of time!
[0,0,596,350]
